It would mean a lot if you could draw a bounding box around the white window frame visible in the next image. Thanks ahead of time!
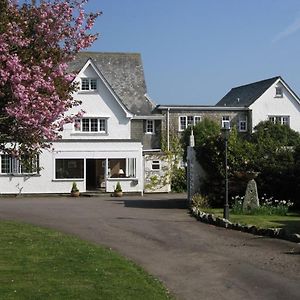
[222,116,230,128]
[179,116,187,132]
[74,118,107,133]
[268,115,290,126]
[0,155,39,175]
[151,160,161,170]
[80,78,97,91]
[179,116,202,131]
[275,86,283,98]
[145,120,155,134]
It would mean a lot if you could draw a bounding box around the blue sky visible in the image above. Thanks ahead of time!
[87,1,300,105]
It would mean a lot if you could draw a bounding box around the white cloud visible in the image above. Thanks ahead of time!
[273,17,300,43]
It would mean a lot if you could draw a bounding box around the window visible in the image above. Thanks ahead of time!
[81,78,97,91]
[55,159,84,179]
[74,118,107,133]
[152,160,160,170]
[90,118,98,132]
[239,120,247,132]
[179,116,202,131]
[127,158,136,177]
[275,87,283,98]
[179,116,187,131]
[99,119,106,132]
[268,116,290,126]
[108,158,136,178]
[222,116,230,128]
[81,78,89,90]
[90,79,97,90]
[82,118,90,132]
[187,116,194,127]
[194,116,201,124]
[239,116,247,132]
[1,155,39,175]
[145,120,155,134]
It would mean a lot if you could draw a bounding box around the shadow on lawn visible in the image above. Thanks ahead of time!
[123,198,188,209]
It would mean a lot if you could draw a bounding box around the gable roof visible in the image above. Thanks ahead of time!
[68,52,156,116]
[215,76,280,107]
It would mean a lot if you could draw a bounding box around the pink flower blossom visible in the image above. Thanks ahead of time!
[0,0,101,156]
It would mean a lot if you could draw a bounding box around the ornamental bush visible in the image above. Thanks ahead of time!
[191,193,211,209]
[0,0,101,157]
[171,167,186,193]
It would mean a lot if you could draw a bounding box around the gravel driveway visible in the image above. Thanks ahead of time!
[0,193,299,300]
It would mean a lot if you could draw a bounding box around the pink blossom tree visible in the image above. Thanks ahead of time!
[0,0,101,157]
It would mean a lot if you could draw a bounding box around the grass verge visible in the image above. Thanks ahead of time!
[0,221,172,300]
[201,208,300,234]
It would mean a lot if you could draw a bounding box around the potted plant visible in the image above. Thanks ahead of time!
[114,182,123,197]
[71,182,80,197]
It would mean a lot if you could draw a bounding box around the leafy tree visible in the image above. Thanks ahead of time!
[182,119,224,206]
[185,119,300,208]
[249,121,300,208]
[251,121,300,147]
[0,0,101,157]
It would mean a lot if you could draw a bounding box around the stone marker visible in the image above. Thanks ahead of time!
[242,179,259,211]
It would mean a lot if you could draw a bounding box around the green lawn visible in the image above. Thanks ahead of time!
[201,208,300,234]
[0,221,172,300]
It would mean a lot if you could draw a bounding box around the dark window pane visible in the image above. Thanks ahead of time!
[56,159,84,179]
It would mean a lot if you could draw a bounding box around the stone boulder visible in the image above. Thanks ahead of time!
[242,179,259,212]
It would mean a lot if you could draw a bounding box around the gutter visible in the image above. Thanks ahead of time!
[157,105,249,111]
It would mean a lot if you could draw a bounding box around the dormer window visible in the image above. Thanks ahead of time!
[275,87,283,98]
[81,78,97,91]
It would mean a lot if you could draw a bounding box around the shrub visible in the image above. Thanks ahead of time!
[71,182,79,192]
[192,193,211,209]
[114,182,122,192]
[171,167,186,192]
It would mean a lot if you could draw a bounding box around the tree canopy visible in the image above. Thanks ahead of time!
[183,119,300,208]
[0,0,101,156]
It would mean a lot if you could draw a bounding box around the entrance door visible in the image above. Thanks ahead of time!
[86,159,106,191]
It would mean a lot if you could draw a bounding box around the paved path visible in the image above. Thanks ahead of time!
[0,194,299,300]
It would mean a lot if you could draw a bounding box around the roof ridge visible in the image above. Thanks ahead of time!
[231,76,280,90]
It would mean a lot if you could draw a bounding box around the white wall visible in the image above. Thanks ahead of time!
[250,81,300,132]
[0,141,143,194]
[144,154,171,193]
[61,64,132,140]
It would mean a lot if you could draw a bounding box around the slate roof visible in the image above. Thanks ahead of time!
[68,52,156,116]
[216,76,280,107]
